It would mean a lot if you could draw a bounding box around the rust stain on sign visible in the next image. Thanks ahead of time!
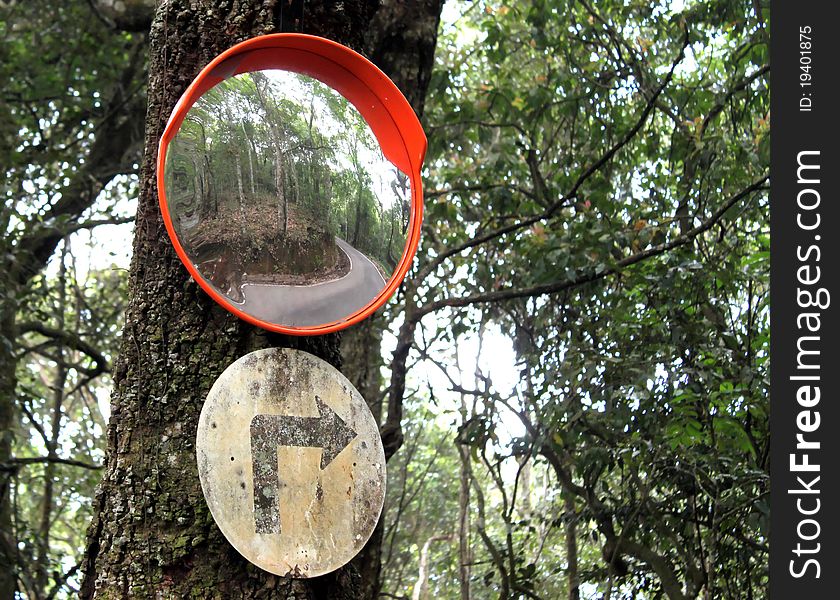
[196,348,386,578]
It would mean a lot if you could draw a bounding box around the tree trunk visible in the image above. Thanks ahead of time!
[457,444,472,600]
[276,151,287,233]
[236,150,245,209]
[34,246,70,598]
[565,494,580,600]
[386,206,396,267]
[251,72,288,233]
[290,159,301,207]
[236,149,248,242]
[78,2,386,598]
[352,175,364,248]
[0,300,18,600]
[243,123,256,196]
[192,156,204,209]
[411,534,452,600]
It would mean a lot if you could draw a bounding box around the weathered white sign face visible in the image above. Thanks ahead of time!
[196,347,385,578]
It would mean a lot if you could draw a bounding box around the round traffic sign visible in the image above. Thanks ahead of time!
[196,348,385,577]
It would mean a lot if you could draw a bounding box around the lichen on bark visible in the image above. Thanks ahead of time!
[79,2,373,598]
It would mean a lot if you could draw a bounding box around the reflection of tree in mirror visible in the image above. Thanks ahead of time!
[164,70,410,314]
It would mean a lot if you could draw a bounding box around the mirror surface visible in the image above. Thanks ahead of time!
[163,70,411,327]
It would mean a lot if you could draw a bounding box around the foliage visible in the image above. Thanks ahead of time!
[1,0,144,282]
[1,1,146,596]
[12,243,128,599]
[378,0,769,598]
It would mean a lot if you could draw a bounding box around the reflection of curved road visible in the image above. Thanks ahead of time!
[239,238,387,327]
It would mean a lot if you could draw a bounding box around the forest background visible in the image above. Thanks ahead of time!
[0,0,769,599]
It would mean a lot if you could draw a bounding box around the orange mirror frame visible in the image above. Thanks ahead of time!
[157,33,426,336]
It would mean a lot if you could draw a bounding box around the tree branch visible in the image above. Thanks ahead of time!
[64,215,135,235]
[700,65,770,138]
[416,27,689,282]
[0,456,102,474]
[88,0,155,32]
[17,322,110,377]
[12,40,147,286]
[416,175,768,316]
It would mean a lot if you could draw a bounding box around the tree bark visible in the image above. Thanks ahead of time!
[0,301,18,600]
[564,495,580,600]
[78,2,387,598]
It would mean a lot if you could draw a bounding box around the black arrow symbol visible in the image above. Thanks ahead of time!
[250,396,357,534]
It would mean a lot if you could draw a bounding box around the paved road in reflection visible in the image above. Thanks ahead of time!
[237,237,388,327]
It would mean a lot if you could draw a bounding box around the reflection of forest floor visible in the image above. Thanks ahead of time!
[189,201,353,290]
[189,202,324,249]
[244,242,350,286]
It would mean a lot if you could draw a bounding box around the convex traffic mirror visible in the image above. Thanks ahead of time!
[158,34,426,335]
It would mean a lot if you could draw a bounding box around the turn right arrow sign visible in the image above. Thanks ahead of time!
[196,347,385,578]
[250,396,358,534]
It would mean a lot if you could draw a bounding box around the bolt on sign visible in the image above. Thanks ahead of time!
[196,348,385,578]
[157,33,426,335]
